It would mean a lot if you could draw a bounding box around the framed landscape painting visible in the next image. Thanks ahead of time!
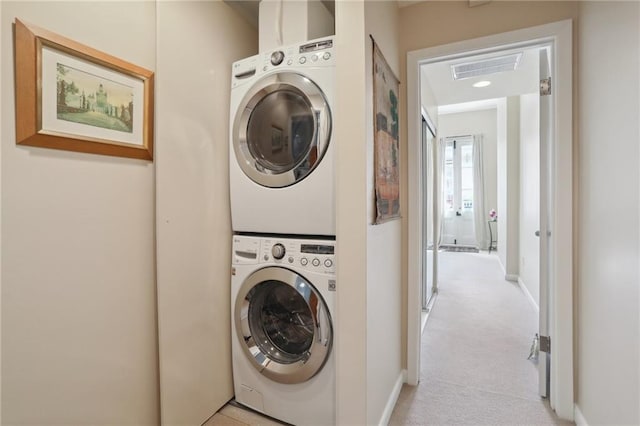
[14,19,154,160]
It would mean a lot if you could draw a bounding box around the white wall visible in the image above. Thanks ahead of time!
[155,2,257,424]
[1,2,158,423]
[364,2,403,424]
[420,70,438,131]
[518,93,540,306]
[496,99,508,269]
[505,97,520,278]
[496,97,520,278]
[438,108,498,248]
[577,2,640,424]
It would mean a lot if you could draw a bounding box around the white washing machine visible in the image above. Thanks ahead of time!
[229,37,335,236]
[231,234,335,426]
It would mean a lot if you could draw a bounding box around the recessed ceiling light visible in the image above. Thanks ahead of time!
[473,80,491,88]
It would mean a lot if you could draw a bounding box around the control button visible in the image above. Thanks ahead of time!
[323,52,331,60]
[288,256,294,263]
[324,259,333,268]
[299,56,307,64]
[270,50,285,66]
[287,59,293,65]
[312,258,320,267]
[263,255,269,261]
[300,257,309,266]
[271,243,286,260]
[311,54,319,62]
[263,65,268,71]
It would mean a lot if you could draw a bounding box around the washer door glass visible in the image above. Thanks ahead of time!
[236,267,333,384]
[233,72,331,188]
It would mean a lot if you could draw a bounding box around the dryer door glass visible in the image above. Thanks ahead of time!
[247,90,315,174]
[233,72,331,188]
[235,267,333,384]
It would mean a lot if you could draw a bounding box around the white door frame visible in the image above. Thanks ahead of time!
[406,20,573,420]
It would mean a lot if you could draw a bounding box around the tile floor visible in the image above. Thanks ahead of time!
[204,403,285,426]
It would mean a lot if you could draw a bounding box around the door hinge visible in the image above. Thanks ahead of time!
[540,77,551,96]
[540,335,551,353]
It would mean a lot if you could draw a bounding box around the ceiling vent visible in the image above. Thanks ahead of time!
[451,52,523,80]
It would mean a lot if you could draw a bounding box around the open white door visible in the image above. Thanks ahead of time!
[538,46,552,398]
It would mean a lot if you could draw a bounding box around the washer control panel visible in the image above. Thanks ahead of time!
[232,235,335,274]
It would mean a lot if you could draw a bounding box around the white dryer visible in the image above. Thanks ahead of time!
[229,37,335,236]
[231,234,335,426]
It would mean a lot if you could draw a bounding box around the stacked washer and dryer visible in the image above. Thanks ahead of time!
[229,37,336,426]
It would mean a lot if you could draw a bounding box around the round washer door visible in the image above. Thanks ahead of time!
[235,266,333,384]
[232,72,332,188]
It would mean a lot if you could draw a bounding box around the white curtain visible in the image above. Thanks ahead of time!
[472,135,488,249]
[437,138,447,247]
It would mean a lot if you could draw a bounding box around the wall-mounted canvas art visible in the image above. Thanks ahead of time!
[372,38,400,224]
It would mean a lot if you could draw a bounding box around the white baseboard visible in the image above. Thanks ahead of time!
[378,370,405,426]
[574,404,588,426]
[517,278,539,312]
[505,273,518,282]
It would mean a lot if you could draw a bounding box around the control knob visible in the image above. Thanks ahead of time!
[271,243,286,260]
[271,50,285,66]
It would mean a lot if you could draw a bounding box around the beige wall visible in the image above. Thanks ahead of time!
[1,2,158,423]
[0,1,3,421]
[398,0,579,371]
[155,2,257,424]
[577,2,639,424]
[364,2,403,424]
[335,1,368,423]
[335,1,403,424]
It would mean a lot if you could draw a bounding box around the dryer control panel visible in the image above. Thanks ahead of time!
[232,235,335,274]
[231,36,335,89]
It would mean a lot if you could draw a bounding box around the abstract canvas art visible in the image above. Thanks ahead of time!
[372,38,401,223]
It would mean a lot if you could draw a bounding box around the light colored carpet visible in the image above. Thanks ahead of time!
[389,251,573,426]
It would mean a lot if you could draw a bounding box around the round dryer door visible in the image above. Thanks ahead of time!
[235,266,333,384]
[233,72,332,188]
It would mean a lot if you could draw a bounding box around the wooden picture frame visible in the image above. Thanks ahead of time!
[14,19,154,161]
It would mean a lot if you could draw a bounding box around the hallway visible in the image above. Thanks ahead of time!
[390,251,572,425]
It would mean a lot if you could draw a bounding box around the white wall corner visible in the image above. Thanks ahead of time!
[517,278,539,312]
[574,404,589,426]
[378,371,405,426]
